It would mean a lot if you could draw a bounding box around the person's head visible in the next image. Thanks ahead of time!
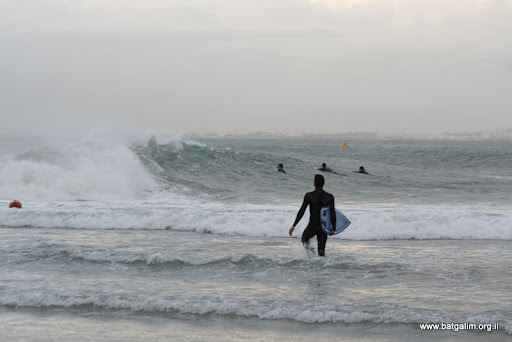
[322,163,327,168]
[359,166,365,172]
[278,163,284,169]
[314,174,325,188]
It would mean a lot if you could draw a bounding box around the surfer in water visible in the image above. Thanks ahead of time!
[354,166,370,175]
[277,163,286,173]
[289,174,336,257]
[318,163,335,173]
[318,163,348,176]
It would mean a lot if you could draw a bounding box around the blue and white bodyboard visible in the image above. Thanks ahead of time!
[320,206,351,235]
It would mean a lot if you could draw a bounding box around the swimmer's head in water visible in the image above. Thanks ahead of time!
[359,166,365,171]
[278,163,284,168]
[322,163,327,168]
[314,174,325,188]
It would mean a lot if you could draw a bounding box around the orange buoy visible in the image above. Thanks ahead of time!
[9,200,22,208]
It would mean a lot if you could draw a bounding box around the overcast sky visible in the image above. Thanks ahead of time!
[1,0,511,136]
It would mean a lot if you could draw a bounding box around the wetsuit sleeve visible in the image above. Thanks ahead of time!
[293,194,309,226]
[330,196,336,229]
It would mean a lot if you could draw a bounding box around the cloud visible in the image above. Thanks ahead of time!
[0,0,511,135]
[309,0,512,11]
[309,0,400,10]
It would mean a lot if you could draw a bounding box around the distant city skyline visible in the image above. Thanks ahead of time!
[187,127,512,141]
[1,0,511,137]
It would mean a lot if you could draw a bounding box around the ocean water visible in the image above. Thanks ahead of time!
[1,134,511,341]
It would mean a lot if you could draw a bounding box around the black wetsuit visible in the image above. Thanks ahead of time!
[318,167,337,174]
[278,168,286,173]
[293,187,336,256]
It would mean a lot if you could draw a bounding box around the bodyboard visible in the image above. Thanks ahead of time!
[320,206,351,235]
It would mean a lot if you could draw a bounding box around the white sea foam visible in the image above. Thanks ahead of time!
[0,135,159,201]
[1,135,511,240]
[341,206,512,240]
[2,201,511,240]
[1,289,508,332]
